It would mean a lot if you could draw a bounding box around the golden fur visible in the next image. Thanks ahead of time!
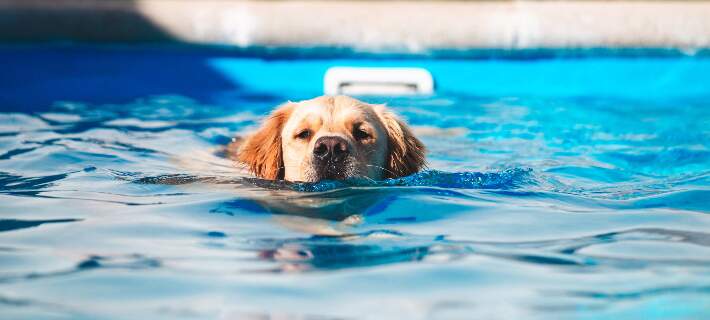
[235,103,294,180]
[234,96,425,182]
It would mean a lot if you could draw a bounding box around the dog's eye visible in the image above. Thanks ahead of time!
[353,128,370,140]
[295,129,311,140]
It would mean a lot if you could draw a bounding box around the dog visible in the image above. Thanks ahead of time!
[232,95,426,182]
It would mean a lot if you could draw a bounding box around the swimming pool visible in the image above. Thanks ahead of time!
[1,45,709,319]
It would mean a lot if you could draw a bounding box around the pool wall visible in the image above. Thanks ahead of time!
[2,0,710,54]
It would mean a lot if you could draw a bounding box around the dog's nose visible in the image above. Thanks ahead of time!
[313,136,349,162]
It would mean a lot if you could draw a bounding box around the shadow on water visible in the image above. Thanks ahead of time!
[122,169,532,271]
[0,46,255,111]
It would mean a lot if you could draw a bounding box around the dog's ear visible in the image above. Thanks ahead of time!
[237,103,294,180]
[376,106,427,178]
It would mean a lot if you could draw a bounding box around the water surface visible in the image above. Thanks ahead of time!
[1,47,709,319]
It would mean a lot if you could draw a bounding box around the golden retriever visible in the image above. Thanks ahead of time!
[232,95,426,182]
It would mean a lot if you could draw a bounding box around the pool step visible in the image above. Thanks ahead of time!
[324,67,434,96]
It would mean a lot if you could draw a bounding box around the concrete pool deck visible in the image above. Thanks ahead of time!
[2,1,710,54]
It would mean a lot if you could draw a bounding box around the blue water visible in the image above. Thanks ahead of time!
[1,46,709,319]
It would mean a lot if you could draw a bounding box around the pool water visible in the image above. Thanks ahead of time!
[1,46,709,319]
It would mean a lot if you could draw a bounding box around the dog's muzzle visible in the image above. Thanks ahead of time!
[312,136,351,180]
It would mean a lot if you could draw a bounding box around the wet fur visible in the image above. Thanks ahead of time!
[375,105,427,179]
[235,103,294,180]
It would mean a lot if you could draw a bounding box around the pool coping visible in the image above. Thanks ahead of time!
[2,0,710,55]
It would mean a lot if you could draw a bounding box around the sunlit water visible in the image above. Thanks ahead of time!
[1,47,709,319]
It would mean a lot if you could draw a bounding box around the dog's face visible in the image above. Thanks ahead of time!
[280,96,390,181]
[237,96,425,182]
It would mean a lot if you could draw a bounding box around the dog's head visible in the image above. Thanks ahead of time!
[237,96,426,182]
